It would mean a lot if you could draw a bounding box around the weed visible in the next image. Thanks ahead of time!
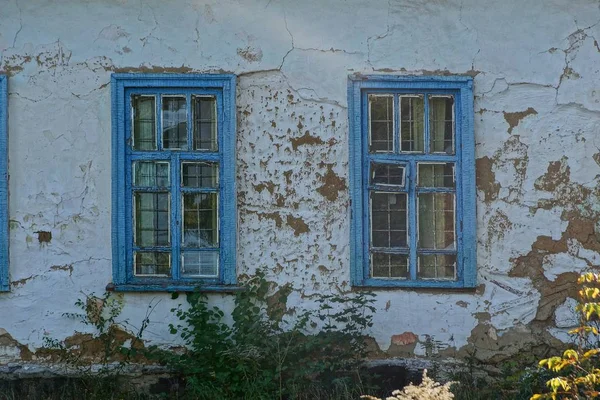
[162,272,378,399]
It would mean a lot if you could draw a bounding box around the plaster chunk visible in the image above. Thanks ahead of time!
[391,332,419,346]
[542,252,589,282]
[554,297,578,328]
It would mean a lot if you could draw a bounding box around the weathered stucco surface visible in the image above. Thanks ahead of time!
[1,0,600,368]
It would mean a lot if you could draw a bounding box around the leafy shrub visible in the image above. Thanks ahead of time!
[163,272,377,399]
[532,272,600,399]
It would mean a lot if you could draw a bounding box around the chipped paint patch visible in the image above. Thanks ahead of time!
[503,108,538,134]
[291,131,325,150]
[35,231,52,243]
[286,215,310,236]
[534,157,570,192]
[476,156,500,203]
[316,164,347,202]
[391,332,418,346]
[50,264,73,276]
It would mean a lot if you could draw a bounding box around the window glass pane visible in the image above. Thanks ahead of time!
[429,96,454,154]
[193,96,217,151]
[183,193,218,247]
[400,96,424,152]
[162,96,187,149]
[369,95,394,153]
[418,254,456,279]
[134,251,170,276]
[371,253,408,278]
[134,192,170,247]
[418,163,455,188]
[132,96,156,150]
[182,252,219,277]
[371,163,405,186]
[370,192,407,248]
[182,162,218,188]
[133,161,169,187]
[418,193,455,250]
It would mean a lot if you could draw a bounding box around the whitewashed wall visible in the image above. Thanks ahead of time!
[1,0,600,365]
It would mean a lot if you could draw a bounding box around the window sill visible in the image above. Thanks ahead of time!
[106,282,244,293]
[352,278,476,291]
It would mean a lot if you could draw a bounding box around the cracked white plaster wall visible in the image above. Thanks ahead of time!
[0,0,599,364]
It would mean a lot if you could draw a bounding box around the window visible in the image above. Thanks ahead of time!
[0,75,7,292]
[348,76,476,288]
[111,74,237,291]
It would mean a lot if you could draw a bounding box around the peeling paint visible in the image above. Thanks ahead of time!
[503,108,538,134]
[2,0,600,373]
[50,264,73,276]
[316,164,347,202]
[291,131,325,150]
[286,215,310,236]
[35,231,52,244]
[476,156,500,203]
[534,157,570,192]
[391,332,418,346]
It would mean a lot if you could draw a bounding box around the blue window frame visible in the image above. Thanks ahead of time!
[111,74,237,292]
[0,75,8,292]
[348,76,476,289]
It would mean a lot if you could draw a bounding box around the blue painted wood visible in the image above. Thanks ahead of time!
[460,82,477,287]
[108,283,244,293]
[172,152,181,281]
[361,277,469,289]
[393,94,399,153]
[111,74,237,292]
[186,93,192,151]
[408,160,417,280]
[220,76,237,285]
[348,80,363,285]
[348,75,476,289]
[369,153,456,162]
[0,75,8,292]
[424,94,430,154]
[157,95,163,151]
[130,153,220,162]
[361,88,372,283]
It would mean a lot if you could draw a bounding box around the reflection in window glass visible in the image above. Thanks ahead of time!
[134,192,170,247]
[193,96,217,151]
[132,96,156,150]
[418,193,455,250]
[135,252,170,276]
[371,192,407,248]
[371,163,405,186]
[372,253,408,278]
[182,162,218,188]
[134,162,169,187]
[162,96,187,149]
[183,193,218,248]
[400,96,424,152]
[429,96,454,154]
[182,252,218,277]
[418,163,454,188]
[419,254,456,279]
[369,95,394,152]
